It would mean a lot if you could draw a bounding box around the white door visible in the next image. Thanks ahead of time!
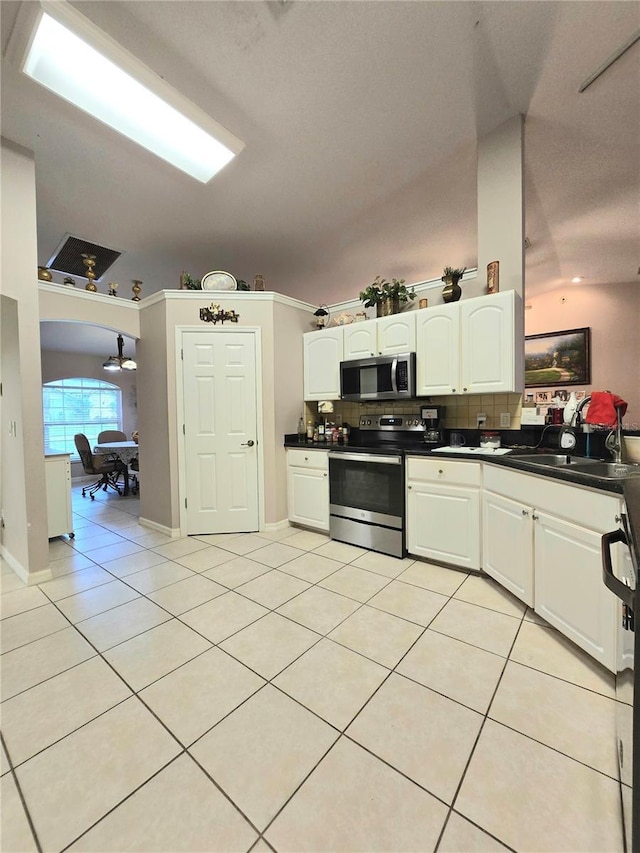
[460,291,515,394]
[377,313,416,355]
[406,481,480,570]
[303,328,344,400]
[343,320,377,360]
[482,490,534,605]
[287,467,329,531]
[534,511,617,671]
[182,330,259,534]
[415,304,460,396]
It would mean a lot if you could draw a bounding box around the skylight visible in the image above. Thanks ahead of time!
[20,3,244,182]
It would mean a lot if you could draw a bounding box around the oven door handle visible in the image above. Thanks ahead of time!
[328,452,402,465]
[601,528,635,608]
[390,357,398,394]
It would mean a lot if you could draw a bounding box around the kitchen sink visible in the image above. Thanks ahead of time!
[514,454,601,467]
[568,462,640,479]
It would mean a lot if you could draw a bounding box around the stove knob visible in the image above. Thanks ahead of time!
[366,419,372,425]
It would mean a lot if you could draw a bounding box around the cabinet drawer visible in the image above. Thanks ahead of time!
[287,448,329,471]
[406,456,481,487]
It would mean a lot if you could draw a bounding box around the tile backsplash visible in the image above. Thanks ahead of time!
[304,394,523,430]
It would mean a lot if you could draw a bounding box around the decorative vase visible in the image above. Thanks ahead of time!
[81,254,97,292]
[442,276,462,303]
[377,296,400,317]
[131,280,142,301]
[37,266,53,281]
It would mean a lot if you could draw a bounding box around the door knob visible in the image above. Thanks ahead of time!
[241,440,255,447]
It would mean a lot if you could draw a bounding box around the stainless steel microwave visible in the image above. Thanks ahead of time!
[340,352,416,401]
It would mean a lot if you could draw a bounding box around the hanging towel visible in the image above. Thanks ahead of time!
[584,391,628,427]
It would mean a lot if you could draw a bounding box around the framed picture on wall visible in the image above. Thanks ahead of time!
[524,327,591,388]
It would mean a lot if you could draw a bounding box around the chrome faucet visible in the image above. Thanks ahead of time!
[605,407,624,464]
[571,394,591,427]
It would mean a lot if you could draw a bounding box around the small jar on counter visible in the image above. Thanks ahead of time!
[480,430,501,449]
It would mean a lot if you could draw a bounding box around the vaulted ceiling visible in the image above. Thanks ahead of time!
[2,1,639,312]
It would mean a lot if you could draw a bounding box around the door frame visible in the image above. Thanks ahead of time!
[175,325,265,537]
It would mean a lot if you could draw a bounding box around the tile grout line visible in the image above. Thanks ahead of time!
[434,609,529,852]
[1,731,43,853]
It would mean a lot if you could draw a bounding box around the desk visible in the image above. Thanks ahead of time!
[94,441,139,496]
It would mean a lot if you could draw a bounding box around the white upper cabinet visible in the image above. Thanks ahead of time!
[343,319,377,359]
[377,312,416,355]
[303,328,343,401]
[460,291,521,394]
[343,313,416,360]
[415,304,460,396]
[416,290,522,396]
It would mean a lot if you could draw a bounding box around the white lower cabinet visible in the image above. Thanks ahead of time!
[534,511,617,670]
[482,464,621,671]
[482,490,534,606]
[286,448,329,531]
[45,453,73,538]
[406,457,481,570]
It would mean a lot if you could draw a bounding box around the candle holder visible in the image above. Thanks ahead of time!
[132,280,142,301]
[81,254,97,291]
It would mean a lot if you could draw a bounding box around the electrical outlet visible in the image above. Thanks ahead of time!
[500,412,511,428]
[477,413,487,428]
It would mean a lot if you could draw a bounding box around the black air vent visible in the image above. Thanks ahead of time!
[46,235,122,281]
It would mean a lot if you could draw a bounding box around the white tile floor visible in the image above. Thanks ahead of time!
[0,481,625,852]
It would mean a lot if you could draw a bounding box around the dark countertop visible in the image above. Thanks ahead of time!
[285,436,633,494]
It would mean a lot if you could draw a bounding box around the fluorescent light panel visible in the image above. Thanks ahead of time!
[22,6,244,182]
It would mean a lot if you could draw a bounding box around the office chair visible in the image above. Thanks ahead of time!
[74,433,127,500]
[97,430,127,443]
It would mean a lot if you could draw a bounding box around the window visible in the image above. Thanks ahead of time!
[43,378,122,461]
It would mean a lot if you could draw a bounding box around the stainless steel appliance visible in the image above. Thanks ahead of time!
[421,405,446,447]
[602,515,638,851]
[339,352,416,402]
[328,414,426,558]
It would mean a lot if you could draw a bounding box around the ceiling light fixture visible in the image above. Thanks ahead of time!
[103,335,136,372]
[14,2,244,182]
[572,277,582,283]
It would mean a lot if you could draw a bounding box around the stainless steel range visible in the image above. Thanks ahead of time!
[328,414,426,558]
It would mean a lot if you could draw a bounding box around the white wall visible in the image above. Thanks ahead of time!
[0,139,49,581]
[136,292,310,532]
[477,115,525,297]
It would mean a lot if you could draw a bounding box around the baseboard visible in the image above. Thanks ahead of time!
[261,519,291,533]
[138,516,181,538]
[1,545,53,586]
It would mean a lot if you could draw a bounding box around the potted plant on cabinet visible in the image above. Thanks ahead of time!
[359,276,416,317]
[441,266,466,303]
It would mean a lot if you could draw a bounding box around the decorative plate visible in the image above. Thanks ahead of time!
[201,270,237,291]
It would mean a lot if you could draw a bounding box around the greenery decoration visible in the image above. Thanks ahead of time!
[181,272,202,290]
[359,275,416,308]
[442,266,466,282]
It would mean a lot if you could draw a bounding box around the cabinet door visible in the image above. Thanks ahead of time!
[343,320,377,360]
[482,491,533,606]
[377,313,416,355]
[45,455,73,538]
[303,328,343,401]
[415,304,461,396]
[406,481,480,570]
[534,511,617,671]
[287,466,329,531]
[460,291,516,394]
